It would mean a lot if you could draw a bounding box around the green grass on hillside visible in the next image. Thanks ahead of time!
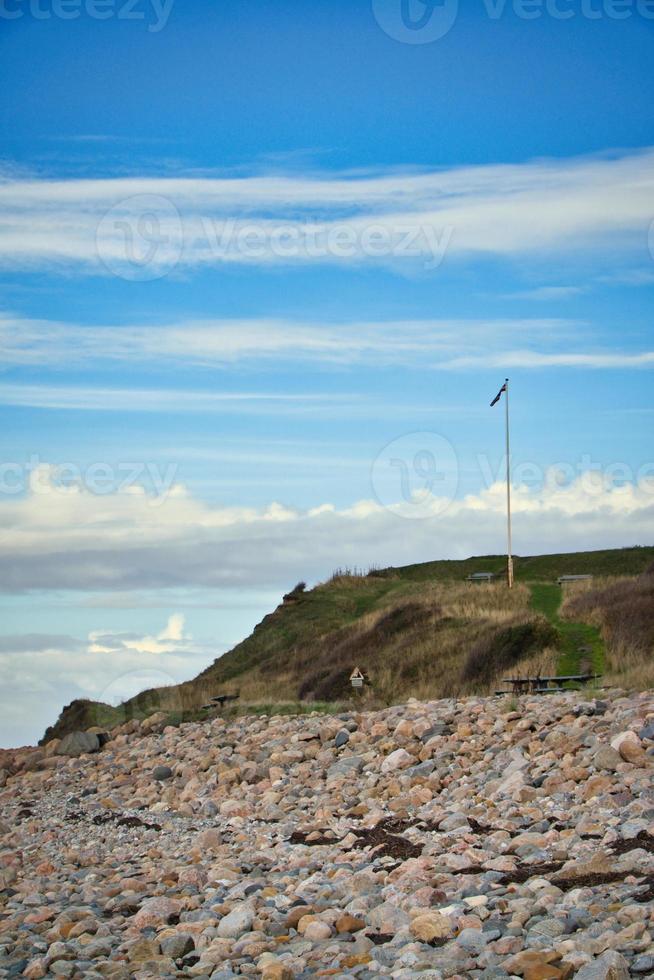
[41,545,653,743]
[530,583,604,678]
[391,546,654,584]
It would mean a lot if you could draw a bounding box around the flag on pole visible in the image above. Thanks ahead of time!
[490,382,507,407]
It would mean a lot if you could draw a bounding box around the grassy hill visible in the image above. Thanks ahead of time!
[41,545,654,743]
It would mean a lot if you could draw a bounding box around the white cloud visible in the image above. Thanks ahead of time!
[1,313,651,380]
[1,147,653,273]
[0,467,652,594]
[503,285,587,301]
[1,474,653,747]
[444,350,654,369]
[0,615,217,748]
[0,381,346,413]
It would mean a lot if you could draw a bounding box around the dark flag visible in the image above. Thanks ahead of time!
[490,382,507,407]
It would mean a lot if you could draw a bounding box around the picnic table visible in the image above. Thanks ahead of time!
[201,692,240,709]
[497,674,601,695]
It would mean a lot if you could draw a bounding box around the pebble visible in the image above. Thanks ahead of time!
[0,690,652,978]
[152,764,174,780]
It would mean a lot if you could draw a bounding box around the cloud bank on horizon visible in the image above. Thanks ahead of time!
[1,469,653,747]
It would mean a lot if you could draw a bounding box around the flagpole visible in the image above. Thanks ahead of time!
[504,378,514,588]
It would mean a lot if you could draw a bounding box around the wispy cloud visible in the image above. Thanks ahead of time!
[444,351,654,370]
[1,147,653,273]
[0,382,348,413]
[0,312,651,376]
[502,285,588,301]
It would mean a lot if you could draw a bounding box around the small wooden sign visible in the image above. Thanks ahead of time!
[350,666,365,688]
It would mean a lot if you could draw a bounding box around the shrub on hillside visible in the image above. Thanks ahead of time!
[565,575,654,662]
[283,581,306,603]
[461,619,559,687]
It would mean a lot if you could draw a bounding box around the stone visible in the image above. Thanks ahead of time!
[335,914,365,933]
[456,928,491,953]
[610,730,646,763]
[23,959,47,979]
[334,729,350,748]
[126,938,161,963]
[631,953,654,973]
[160,934,194,958]
[302,920,332,941]
[196,827,222,849]
[57,731,100,757]
[504,950,562,977]
[410,912,454,942]
[380,748,414,772]
[285,905,313,929]
[261,966,295,980]
[593,746,622,771]
[439,812,470,831]
[132,897,181,930]
[367,901,410,933]
[217,903,255,939]
[152,765,173,780]
[572,951,630,980]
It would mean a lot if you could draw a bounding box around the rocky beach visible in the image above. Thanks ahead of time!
[1,691,653,979]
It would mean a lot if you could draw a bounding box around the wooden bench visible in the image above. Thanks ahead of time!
[501,674,601,695]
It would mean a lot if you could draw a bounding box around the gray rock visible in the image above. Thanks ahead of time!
[160,934,195,958]
[438,812,470,832]
[455,927,491,952]
[217,903,254,939]
[327,756,365,779]
[631,953,654,973]
[639,723,654,742]
[573,951,630,980]
[57,731,100,757]
[407,760,436,778]
[82,938,114,958]
[153,765,173,780]
[5,961,28,978]
[50,963,75,978]
[335,729,350,748]
[420,723,451,741]
[593,746,622,771]
[528,917,566,939]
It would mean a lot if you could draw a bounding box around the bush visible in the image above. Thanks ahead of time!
[565,576,654,660]
[282,581,307,603]
[461,619,559,686]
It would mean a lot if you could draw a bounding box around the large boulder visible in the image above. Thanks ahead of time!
[57,731,101,757]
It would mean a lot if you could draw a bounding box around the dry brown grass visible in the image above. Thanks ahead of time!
[563,571,654,689]
[45,577,560,741]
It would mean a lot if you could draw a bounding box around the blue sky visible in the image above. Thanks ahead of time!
[1,0,653,745]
